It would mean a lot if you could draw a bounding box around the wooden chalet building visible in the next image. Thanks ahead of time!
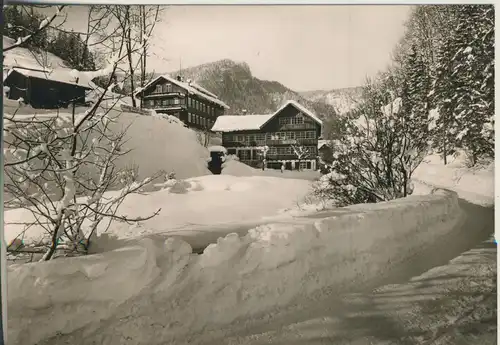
[211,100,323,170]
[135,75,229,129]
[3,67,91,109]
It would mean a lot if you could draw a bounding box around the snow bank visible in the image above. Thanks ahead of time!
[7,188,465,345]
[109,110,211,180]
[7,238,160,345]
[413,153,494,206]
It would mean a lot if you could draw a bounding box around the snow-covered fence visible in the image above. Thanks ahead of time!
[7,189,465,345]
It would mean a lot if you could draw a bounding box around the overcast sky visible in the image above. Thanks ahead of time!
[55,5,411,91]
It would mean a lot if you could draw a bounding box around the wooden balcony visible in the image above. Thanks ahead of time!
[279,123,317,130]
[265,154,312,161]
[266,138,317,146]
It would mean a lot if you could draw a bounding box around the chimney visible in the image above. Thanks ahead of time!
[176,75,182,82]
[242,109,247,115]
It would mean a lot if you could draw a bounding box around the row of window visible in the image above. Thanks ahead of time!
[268,146,317,155]
[278,115,305,125]
[223,131,316,143]
[187,98,216,116]
[153,83,174,94]
[236,146,317,160]
[144,98,184,108]
[187,113,214,128]
[144,96,218,116]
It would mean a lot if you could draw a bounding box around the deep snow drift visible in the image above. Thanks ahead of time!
[7,188,465,345]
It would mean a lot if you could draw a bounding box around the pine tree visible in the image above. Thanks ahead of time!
[432,5,494,165]
[431,6,466,164]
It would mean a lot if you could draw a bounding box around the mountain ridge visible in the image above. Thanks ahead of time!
[160,59,339,120]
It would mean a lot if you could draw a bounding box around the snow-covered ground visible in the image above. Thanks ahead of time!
[412,152,494,206]
[5,175,312,249]
[7,187,467,345]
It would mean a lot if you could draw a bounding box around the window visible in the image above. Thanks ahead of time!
[162,99,167,106]
[291,116,304,125]
[223,133,233,142]
[188,113,192,122]
[155,85,162,93]
[166,83,172,93]
[285,132,296,140]
[279,118,290,125]
[306,131,316,139]
[277,147,292,155]
[255,134,265,144]
[236,135,244,142]
[296,131,306,139]
[174,98,180,105]
[300,162,308,170]
[239,150,250,160]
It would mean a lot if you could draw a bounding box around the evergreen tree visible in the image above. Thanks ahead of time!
[432,5,494,165]
[400,46,431,152]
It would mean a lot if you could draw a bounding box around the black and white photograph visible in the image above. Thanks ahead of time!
[1,3,496,345]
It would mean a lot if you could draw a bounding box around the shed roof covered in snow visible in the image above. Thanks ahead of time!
[5,67,92,89]
[318,140,332,150]
[211,114,274,132]
[211,100,322,133]
[135,74,230,109]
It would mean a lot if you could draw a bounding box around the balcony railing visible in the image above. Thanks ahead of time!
[224,138,318,147]
[265,154,315,161]
[279,123,317,130]
[266,138,317,146]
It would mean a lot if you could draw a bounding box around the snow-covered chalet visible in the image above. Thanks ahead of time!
[211,100,323,170]
[135,75,230,130]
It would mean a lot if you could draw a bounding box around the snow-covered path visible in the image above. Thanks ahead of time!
[193,199,495,345]
[24,196,494,345]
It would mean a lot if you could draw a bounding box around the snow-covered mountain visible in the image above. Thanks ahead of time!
[300,86,363,115]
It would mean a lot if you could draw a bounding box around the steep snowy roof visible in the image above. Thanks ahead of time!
[211,115,274,132]
[6,67,92,89]
[318,140,332,149]
[211,100,322,133]
[136,75,230,109]
[273,100,323,126]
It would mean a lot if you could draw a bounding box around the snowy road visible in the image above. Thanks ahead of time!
[31,198,495,345]
[191,198,495,345]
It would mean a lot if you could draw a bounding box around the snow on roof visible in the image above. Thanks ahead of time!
[137,75,230,109]
[273,100,323,126]
[8,67,92,89]
[211,100,322,133]
[189,81,218,99]
[211,114,274,132]
[318,140,332,149]
[208,145,228,153]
